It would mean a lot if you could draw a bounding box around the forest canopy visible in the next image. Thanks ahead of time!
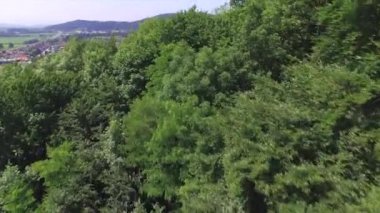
[0,0,379,212]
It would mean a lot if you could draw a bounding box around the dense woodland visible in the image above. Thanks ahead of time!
[0,0,379,212]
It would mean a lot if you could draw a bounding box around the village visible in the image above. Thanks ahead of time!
[0,30,127,65]
[0,38,66,64]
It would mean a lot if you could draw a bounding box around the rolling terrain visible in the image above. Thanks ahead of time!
[44,13,174,32]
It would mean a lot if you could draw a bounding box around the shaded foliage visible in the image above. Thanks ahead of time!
[1,1,379,212]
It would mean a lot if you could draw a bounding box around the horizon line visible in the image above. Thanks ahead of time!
[0,12,175,28]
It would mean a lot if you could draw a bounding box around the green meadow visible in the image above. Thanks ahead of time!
[0,33,53,49]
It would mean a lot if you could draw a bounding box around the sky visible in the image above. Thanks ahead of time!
[0,0,228,26]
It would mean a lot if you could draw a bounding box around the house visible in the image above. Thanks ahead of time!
[16,54,29,62]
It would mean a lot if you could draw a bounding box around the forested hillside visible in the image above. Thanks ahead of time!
[0,0,379,212]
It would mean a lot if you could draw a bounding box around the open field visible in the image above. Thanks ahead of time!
[0,33,54,49]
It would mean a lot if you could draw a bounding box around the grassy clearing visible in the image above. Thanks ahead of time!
[0,33,54,49]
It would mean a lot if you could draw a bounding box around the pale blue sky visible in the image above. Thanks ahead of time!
[0,0,228,26]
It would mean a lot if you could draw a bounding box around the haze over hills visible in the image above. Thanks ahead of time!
[0,23,27,29]
[44,13,174,32]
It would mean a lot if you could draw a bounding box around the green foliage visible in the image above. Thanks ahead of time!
[179,182,245,213]
[222,63,380,210]
[32,120,140,212]
[161,8,216,50]
[124,97,200,199]
[0,166,36,213]
[57,76,128,143]
[113,19,166,100]
[1,1,379,212]
[314,0,380,68]
[0,67,79,169]
[230,0,246,7]
[31,142,91,212]
[123,96,225,210]
[82,38,117,80]
[148,42,252,104]
[346,185,380,213]
[58,37,86,72]
[240,0,324,79]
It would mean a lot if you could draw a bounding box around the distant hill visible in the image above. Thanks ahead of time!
[45,14,174,32]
